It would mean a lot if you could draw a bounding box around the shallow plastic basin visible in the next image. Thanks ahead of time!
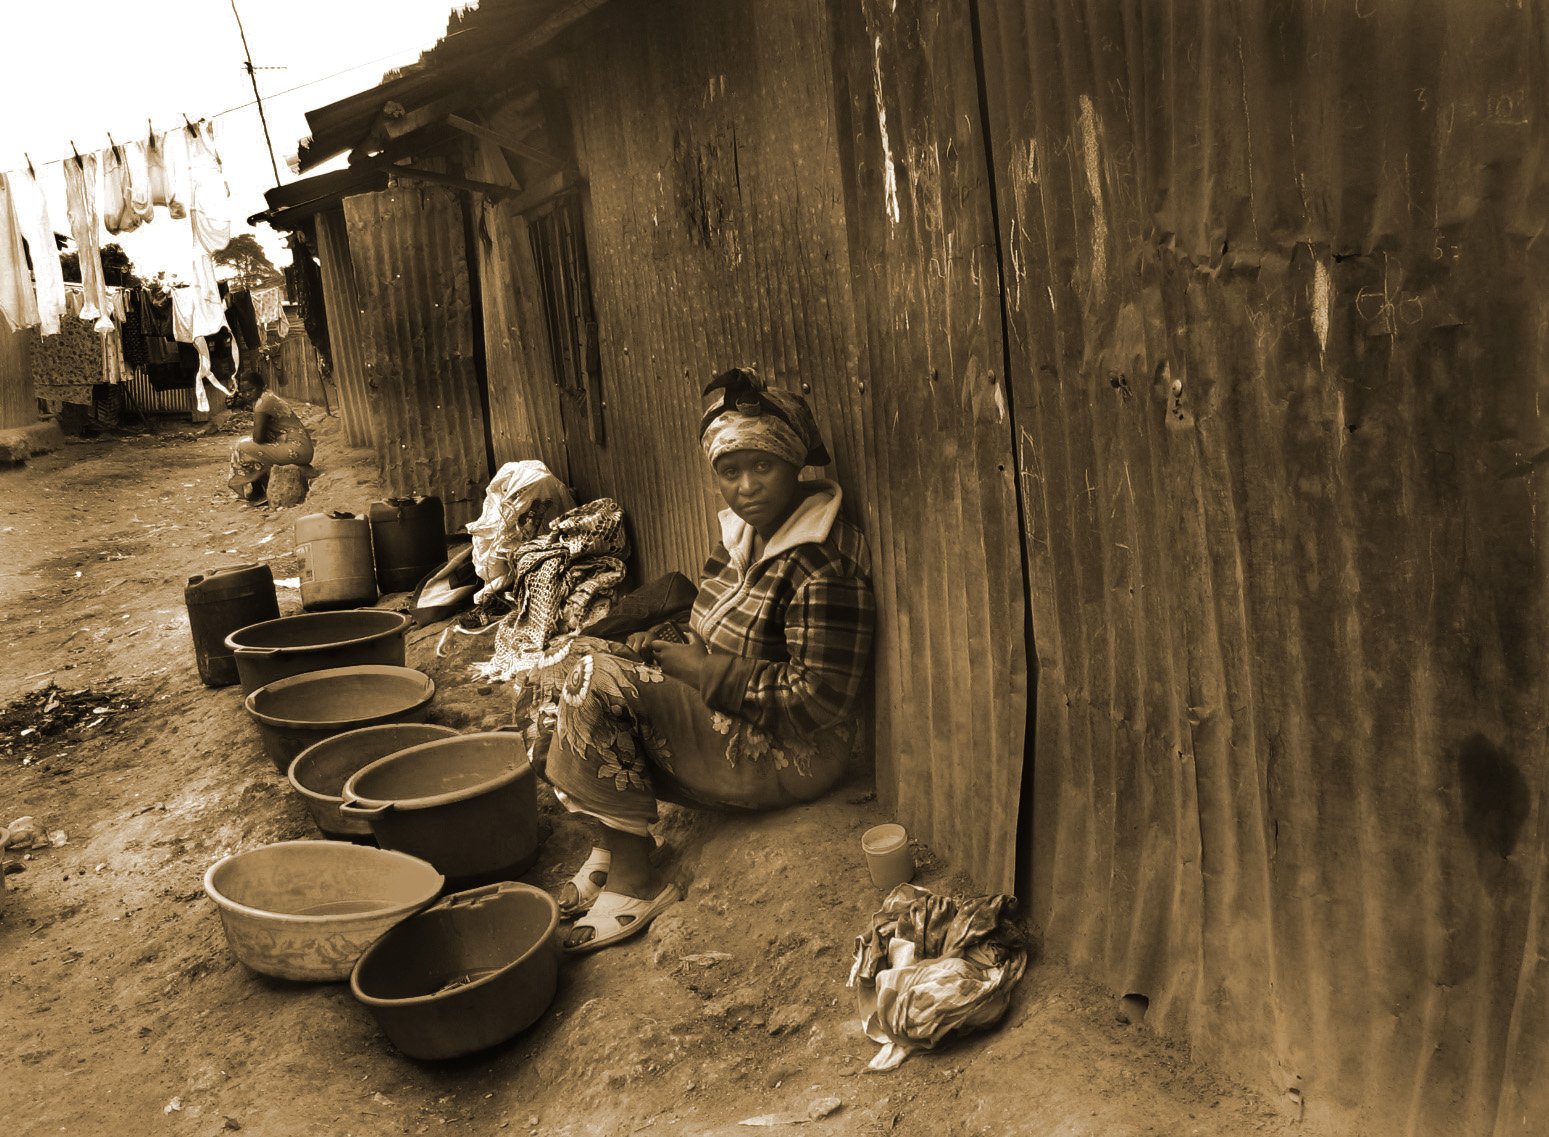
[244,665,436,772]
[203,840,444,981]
[226,609,412,694]
[287,723,461,839]
[351,881,560,1059]
[339,732,539,886]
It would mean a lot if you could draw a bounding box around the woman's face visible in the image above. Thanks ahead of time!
[713,448,801,536]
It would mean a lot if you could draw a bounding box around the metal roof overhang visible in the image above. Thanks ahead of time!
[295,0,611,173]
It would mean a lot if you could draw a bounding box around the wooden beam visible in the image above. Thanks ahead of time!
[444,114,576,176]
[503,170,576,216]
[381,164,520,202]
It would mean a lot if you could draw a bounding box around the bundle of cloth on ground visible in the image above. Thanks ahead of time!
[848,882,1028,1070]
[466,461,578,605]
[474,497,630,682]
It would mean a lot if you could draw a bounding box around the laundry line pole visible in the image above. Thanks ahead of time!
[228,0,282,185]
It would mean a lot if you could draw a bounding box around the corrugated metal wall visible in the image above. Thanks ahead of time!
[262,326,328,407]
[0,326,33,430]
[829,0,1029,890]
[975,0,1549,1133]
[314,208,378,449]
[555,0,1027,886]
[124,373,194,417]
[464,139,571,477]
[343,187,490,530]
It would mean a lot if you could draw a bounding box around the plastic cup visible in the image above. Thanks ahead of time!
[861,823,914,890]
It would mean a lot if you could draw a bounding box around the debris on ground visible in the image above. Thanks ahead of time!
[0,681,142,762]
[4,815,47,849]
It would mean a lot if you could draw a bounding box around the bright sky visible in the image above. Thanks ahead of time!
[0,0,470,280]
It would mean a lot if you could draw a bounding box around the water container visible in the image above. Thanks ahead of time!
[368,496,447,594]
[185,564,281,687]
[296,511,377,611]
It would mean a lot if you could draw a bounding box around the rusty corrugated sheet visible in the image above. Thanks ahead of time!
[342,186,489,530]
[976,0,1549,1133]
[557,0,1027,887]
[262,326,327,407]
[464,140,571,477]
[830,0,1029,890]
[0,326,33,429]
[314,207,376,449]
[123,372,194,416]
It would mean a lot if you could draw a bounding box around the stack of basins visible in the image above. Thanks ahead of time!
[206,602,557,1059]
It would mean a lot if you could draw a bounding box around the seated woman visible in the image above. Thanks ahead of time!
[529,368,875,953]
[226,369,316,502]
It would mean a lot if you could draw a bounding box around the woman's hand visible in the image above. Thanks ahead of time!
[624,630,655,657]
[648,627,710,687]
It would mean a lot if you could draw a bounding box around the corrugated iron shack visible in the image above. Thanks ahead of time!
[260,2,1549,1133]
[0,327,33,431]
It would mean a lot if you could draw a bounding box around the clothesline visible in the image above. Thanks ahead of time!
[17,117,213,184]
[5,39,445,179]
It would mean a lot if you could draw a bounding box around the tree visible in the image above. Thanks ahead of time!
[59,241,140,288]
[213,234,284,292]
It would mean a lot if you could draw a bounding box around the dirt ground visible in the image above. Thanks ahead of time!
[1,406,1326,1137]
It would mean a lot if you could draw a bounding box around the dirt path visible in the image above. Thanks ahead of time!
[2,410,1320,1137]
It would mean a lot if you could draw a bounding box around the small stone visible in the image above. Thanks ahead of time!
[766,1004,813,1036]
[223,1119,242,1131]
[266,464,311,507]
[808,1097,843,1121]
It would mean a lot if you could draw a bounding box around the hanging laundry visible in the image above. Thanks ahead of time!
[187,119,231,255]
[120,290,148,370]
[144,129,187,220]
[251,285,284,333]
[285,231,330,369]
[61,153,114,331]
[101,322,128,386]
[0,174,40,333]
[29,289,103,405]
[102,143,153,234]
[127,141,154,225]
[225,289,260,351]
[6,170,65,335]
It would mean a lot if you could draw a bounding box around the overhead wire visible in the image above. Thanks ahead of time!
[5,43,432,176]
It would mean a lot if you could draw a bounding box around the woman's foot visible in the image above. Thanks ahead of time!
[563,883,679,955]
[558,847,612,918]
[565,831,657,950]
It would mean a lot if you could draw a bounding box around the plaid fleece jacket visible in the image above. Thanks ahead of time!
[689,482,875,737]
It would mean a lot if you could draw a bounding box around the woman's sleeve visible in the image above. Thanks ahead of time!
[698,563,875,736]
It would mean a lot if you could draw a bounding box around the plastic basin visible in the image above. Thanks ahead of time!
[351,882,559,1059]
[244,665,436,773]
[226,609,413,694]
[287,723,461,840]
[340,732,539,887]
[203,840,444,982]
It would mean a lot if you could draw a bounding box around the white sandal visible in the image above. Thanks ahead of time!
[558,847,612,918]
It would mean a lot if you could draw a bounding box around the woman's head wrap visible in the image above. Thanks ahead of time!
[699,368,831,468]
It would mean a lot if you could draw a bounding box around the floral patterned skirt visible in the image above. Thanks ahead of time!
[520,638,855,836]
[229,435,315,487]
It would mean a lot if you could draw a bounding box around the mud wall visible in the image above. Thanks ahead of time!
[971,0,1549,1132]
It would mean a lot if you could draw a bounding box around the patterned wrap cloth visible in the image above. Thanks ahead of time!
[477,498,629,683]
[848,883,1028,1070]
